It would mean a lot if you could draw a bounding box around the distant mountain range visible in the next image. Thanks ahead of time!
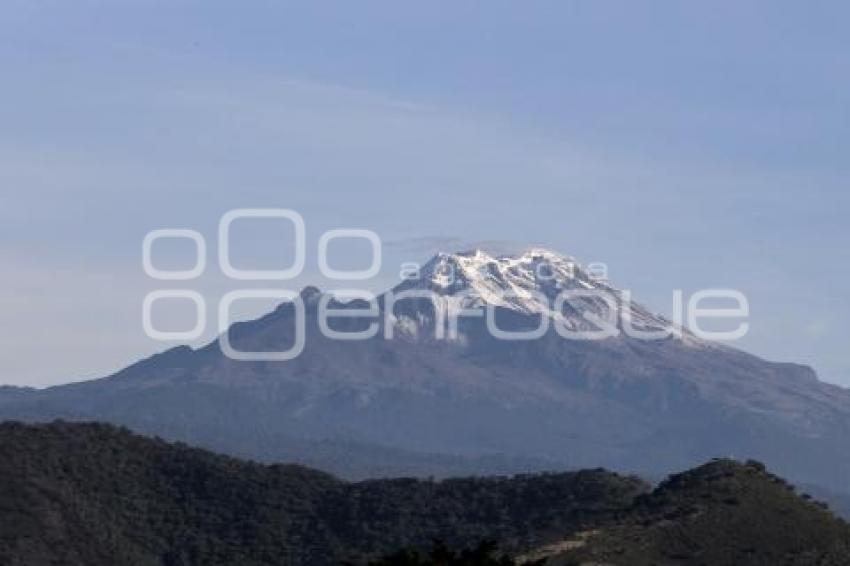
[1,421,848,565]
[2,248,849,499]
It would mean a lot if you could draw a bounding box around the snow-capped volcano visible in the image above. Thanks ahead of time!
[395,248,674,336]
[3,246,848,497]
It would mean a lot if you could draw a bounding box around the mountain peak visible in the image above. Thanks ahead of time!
[300,285,322,302]
[441,246,574,263]
[396,247,609,316]
[387,247,679,338]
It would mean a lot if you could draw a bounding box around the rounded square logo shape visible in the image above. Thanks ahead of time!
[219,209,306,280]
[318,229,381,280]
[143,229,206,280]
[143,290,206,341]
[219,289,305,361]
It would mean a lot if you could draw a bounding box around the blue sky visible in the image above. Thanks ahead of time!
[1,1,848,386]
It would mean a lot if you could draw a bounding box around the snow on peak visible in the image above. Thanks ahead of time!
[392,247,676,337]
[398,247,610,314]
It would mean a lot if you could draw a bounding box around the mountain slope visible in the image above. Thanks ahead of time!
[2,422,848,566]
[1,248,849,496]
[540,459,850,565]
[0,421,646,566]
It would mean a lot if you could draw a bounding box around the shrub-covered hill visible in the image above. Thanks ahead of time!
[540,459,850,565]
[4,422,849,566]
[0,421,645,565]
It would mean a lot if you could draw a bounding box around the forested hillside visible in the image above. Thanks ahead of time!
[0,421,643,565]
